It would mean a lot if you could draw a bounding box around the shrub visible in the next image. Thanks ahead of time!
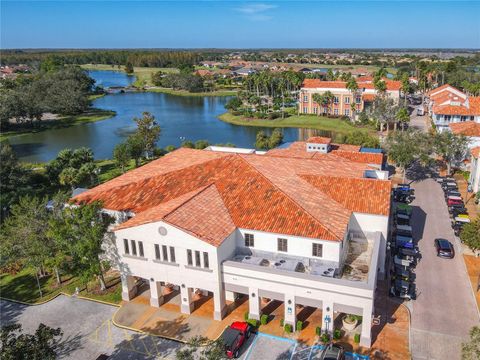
[260,314,268,325]
[296,320,303,331]
[247,319,258,327]
[333,329,341,340]
[354,333,361,343]
[284,324,292,333]
[320,333,330,343]
[315,326,321,336]
[164,145,177,153]
[280,318,284,327]
[244,312,249,321]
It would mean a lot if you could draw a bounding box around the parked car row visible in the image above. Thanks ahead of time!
[436,177,471,237]
[393,184,415,204]
[389,203,417,301]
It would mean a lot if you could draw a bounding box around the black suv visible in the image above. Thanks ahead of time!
[434,239,454,259]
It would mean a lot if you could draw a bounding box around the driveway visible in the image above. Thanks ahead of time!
[409,179,480,359]
[0,295,184,359]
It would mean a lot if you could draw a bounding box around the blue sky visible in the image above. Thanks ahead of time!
[1,1,479,49]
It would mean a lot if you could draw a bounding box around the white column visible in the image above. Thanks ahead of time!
[150,280,164,307]
[225,291,236,302]
[322,300,334,335]
[360,304,373,348]
[180,285,194,314]
[284,294,296,331]
[121,274,136,301]
[248,288,261,320]
[213,289,227,321]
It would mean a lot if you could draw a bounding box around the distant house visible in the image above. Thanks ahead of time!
[233,67,257,77]
[201,61,223,68]
[427,84,480,134]
[298,78,401,117]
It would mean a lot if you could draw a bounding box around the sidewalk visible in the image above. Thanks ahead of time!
[463,255,480,311]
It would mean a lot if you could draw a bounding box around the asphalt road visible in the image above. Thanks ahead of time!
[409,179,479,359]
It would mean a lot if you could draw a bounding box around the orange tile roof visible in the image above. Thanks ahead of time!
[471,147,480,158]
[300,175,391,215]
[362,94,376,102]
[266,141,383,165]
[428,84,463,97]
[449,121,480,137]
[74,148,391,245]
[302,79,401,91]
[306,136,332,144]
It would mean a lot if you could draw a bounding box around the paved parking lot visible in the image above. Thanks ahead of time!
[0,295,370,360]
[409,179,480,359]
[0,295,184,359]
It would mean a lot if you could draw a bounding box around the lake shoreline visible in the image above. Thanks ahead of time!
[217,112,374,134]
[0,108,116,142]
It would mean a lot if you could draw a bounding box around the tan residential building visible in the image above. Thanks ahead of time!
[299,79,402,117]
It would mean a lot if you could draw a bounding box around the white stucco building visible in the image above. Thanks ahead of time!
[427,84,480,135]
[469,147,480,193]
[73,138,391,348]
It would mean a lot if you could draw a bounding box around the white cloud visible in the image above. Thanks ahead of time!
[234,3,277,21]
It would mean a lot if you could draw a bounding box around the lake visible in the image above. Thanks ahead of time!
[9,70,328,162]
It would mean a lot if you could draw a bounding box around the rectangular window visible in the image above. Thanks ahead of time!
[303,107,308,114]
[334,109,339,115]
[333,96,339,104]
[303,95,308,102]
[187,249,193,266]
[277,238,288,252]
[195,250,201,267]
[345,109,350,116]
[131,240,137,256]
[169,246,176,263]
[154,244,161,260]
[203,252,209,269]
[245,233,254,247]
[356,96,361,103]
[345,97,350,104]
[312,243,323,257]
[138,241,144,257]
[123,239,130,254]
[162,245,168,261]
[313,106,318,114]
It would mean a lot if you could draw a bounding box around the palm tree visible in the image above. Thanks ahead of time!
[401,74,410,107]
[346,78,359,121]
[312,94,322,116]
[376,67,388,79]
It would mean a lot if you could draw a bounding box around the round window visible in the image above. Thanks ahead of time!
[158,226,167,236]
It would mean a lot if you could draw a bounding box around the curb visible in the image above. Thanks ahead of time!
[399,302,413,356]
[0,291,121,308]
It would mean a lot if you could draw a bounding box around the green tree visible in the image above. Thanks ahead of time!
[175,336,227,360]
[433,132,469,175]
[268,128,284,149]
[0,323,63,360]
[1,196,52,296]
[401,74,411,107]
[113,142,131,173]
[460,217,480,254]
[60,201,113,290]
[133,112,161,158]
[182,140,195,149]
[126,134,144,167]
[462,326,480,360]
[396,107,410,131]
[194,140,210,150]
[225,97,243,112]
[346,78,359,120]
[46,147,97,188]
[255,131,269,150]
[151,70,164,86]
[125,62,134,74]
[384,129,432,181]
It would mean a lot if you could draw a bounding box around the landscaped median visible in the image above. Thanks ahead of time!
[0,268,122,305]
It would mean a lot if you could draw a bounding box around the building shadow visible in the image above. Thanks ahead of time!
[410,205,427,246]
[406,161,439,182]
[296,306,316,329]
[262,300,283,322]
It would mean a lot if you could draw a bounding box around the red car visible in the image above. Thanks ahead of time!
[447,197,463,207]
[222,321,254,358]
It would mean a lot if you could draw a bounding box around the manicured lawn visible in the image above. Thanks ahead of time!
[147,87,237,97]
[0,108,116,141]
[97,158,138,183]
[218,112,373,134]
[0,268,122,304]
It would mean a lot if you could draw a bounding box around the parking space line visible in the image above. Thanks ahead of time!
[289,342,298,360]
[244,334,259,360]
[307,345,315,360]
